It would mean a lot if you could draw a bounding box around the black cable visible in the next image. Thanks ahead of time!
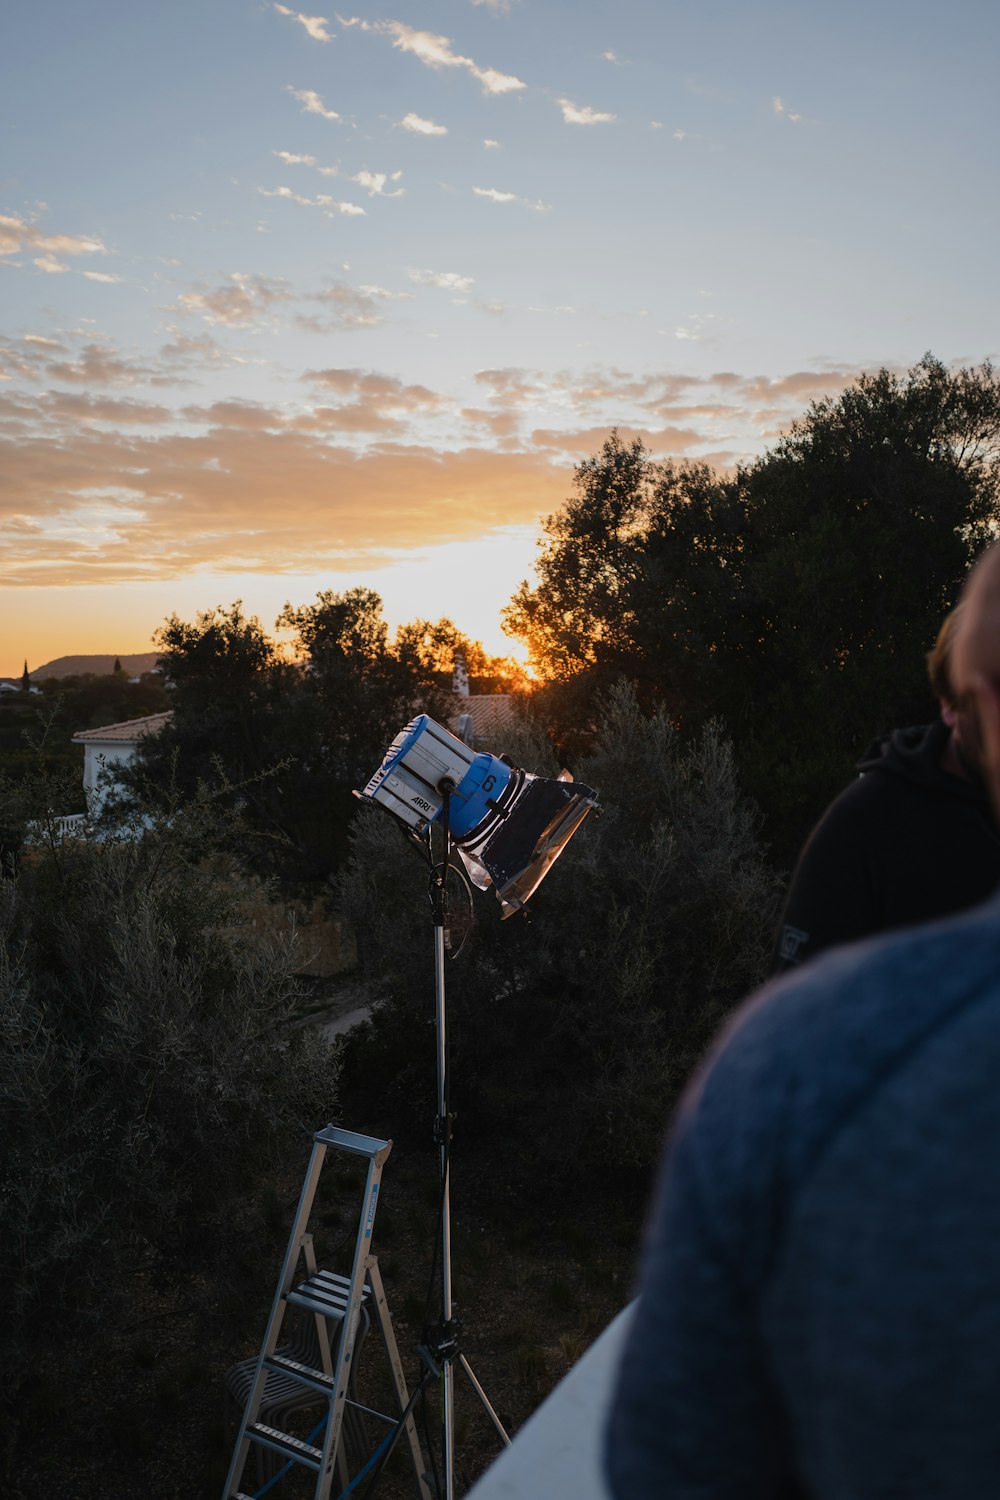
[420,1380,442,1500]
[355,1363,435,1500]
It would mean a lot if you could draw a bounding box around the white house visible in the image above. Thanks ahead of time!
[71,711,173,815]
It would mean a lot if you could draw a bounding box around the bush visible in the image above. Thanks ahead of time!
[0,782,341,1382]
[337,684,780,1178]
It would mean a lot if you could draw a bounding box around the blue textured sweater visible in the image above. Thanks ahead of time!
[605,895,1000,1499]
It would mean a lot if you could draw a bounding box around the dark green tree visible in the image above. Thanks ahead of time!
[504,356,1000,854]
[20,660,30,694]
[134,602,308,876]
[136,591,503,884]
[277,586,442,785]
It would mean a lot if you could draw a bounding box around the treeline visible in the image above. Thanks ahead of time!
[130,590,529,884]
[504,354,1000,859]
[0,668,169,792]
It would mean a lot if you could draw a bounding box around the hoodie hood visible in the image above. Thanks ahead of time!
[858,720,988,802]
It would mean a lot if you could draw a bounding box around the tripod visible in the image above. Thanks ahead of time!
[421,778,510,1500]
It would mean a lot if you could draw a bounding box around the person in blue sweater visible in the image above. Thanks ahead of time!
[604,544,1000,1500]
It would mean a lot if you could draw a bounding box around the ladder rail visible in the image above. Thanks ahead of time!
[368,1255,434,1500]
[312,1148,383,1495]
[222,1131,332,1500]
[223,1123,431,1500]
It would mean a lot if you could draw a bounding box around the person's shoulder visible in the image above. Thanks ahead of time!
[679,897,1000,1213]
[805,760,897,837]
[717,897,1000,1084]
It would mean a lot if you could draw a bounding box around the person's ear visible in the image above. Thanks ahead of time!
[971,675,1000,789]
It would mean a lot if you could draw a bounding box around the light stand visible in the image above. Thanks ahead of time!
[354,713,598,1497]
[420,779,510,1500]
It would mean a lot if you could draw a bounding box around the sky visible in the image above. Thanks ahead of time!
[2,0,998,675]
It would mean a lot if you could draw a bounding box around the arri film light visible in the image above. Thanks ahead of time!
[357,714,598,916]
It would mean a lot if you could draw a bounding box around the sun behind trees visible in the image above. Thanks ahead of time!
[503,354,1000,858]
[134,588,528,884]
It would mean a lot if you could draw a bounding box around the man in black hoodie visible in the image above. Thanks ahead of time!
[773,605,1000,973]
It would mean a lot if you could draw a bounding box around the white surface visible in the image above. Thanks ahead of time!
[467,1302,635,1500]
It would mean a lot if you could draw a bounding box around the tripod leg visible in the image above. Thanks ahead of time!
[367,1257,433,1500]
[457,1355,510,1447]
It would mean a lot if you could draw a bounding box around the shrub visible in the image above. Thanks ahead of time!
[0,781,341,1382]
[337,684,780,1178]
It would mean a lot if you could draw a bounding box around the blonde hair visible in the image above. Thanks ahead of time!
[927,604,964,704]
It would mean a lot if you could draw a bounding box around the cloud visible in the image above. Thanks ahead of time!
[156,329,234,376]
[772,95,801,123]
[45,393,172,425]
[172,273,398,337]
[674,312,723,343]
[0,419,569,584]
[274,4,333,41]
[375,21,525,94]
[82,271,122,284]
[409,269,475,293]
[34,255,70,275]
[399,111,447,135]
[258,185,317,207]
[557,97,616,125]
[469,0,512,11]
[274,150,318,165]
[357,283,413,301]
[351,169,404,197]
[259,185,365,214]
[473,186,550,211]
[0,359,882,589]
[0,213,107,261]
[303,365,447,412]
[288,86,340,120]
[296,281,396,331]
[528,423,704,457]
[673,128,686,140]
[483,138,500,149]
[46,342,153,387]
[178,273,292,326]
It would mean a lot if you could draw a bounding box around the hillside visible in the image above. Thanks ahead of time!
[29,653,160,680]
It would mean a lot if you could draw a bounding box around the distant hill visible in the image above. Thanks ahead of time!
[30,653,161,680]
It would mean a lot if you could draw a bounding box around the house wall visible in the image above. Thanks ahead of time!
[82,742,139,812]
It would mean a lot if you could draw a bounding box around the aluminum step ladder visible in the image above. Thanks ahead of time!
[222,1124,432,1500]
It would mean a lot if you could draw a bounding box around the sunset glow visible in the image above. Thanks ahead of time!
[2,0,997,674]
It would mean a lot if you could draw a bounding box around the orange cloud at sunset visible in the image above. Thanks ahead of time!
[0,426,570,586]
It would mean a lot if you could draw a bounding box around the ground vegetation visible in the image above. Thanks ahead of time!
[0,776,341,1495]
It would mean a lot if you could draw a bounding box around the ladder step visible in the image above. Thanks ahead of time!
[265,1353,335,1395]
[287,1269,372,1319]
[247,1422,323,1470]
[314,1124,391,1160]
